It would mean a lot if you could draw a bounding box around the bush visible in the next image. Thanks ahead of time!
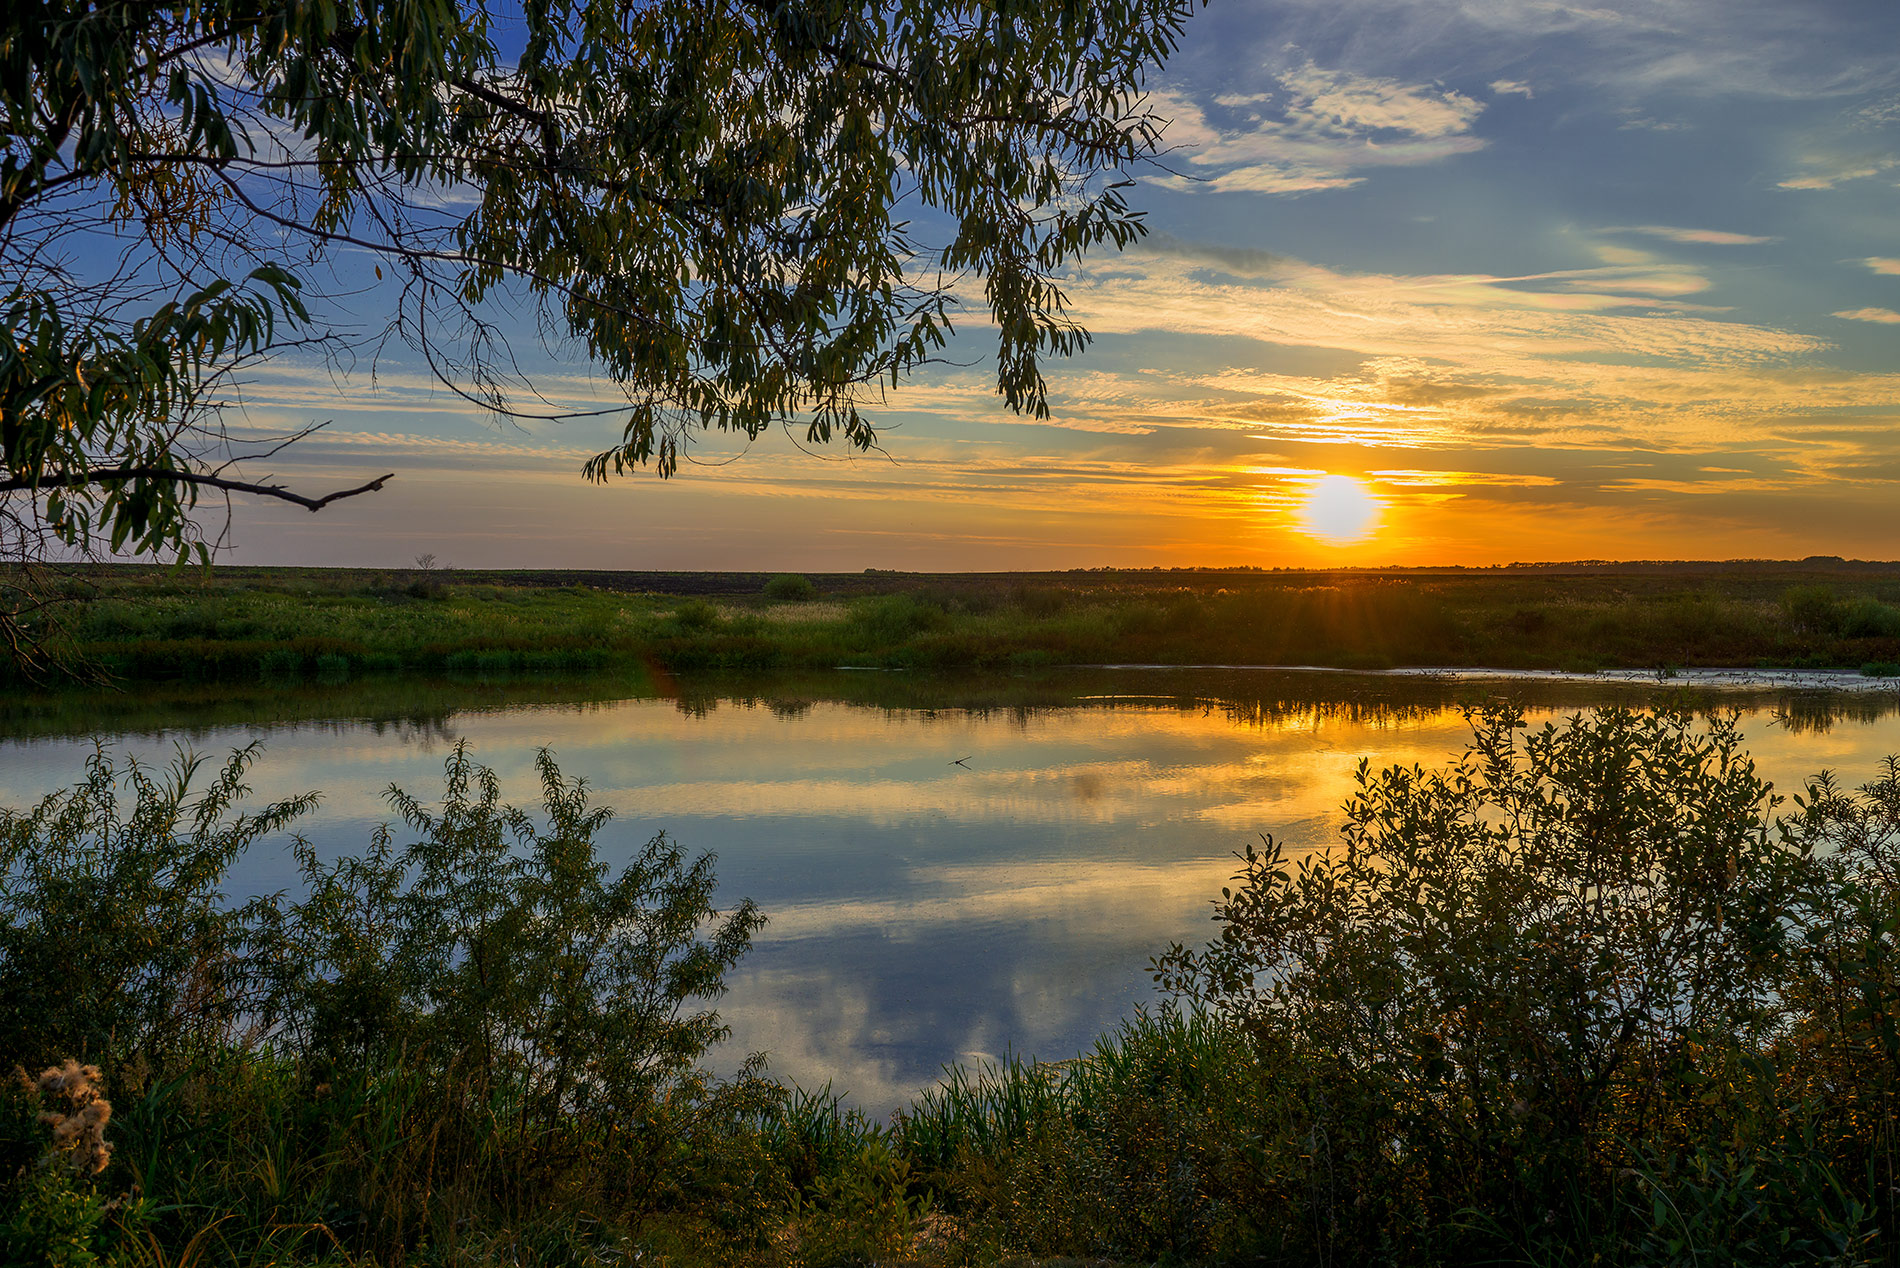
[0,743,773,1264]
[673,597,721,630]
[849,594,949,648]
[1152,705,1897,1264]
[1842,596,1900,639]
[1784,585,1846,636]
[0,1062,157,1268]
[763,573,818,602]
[248,743,764,1125]
[0,745,317,1072]
[901,1008,1271,1261]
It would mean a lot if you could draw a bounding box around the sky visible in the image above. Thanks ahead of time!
[227,0,1900,570]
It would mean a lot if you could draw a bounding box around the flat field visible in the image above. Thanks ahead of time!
[11,557,1900,687]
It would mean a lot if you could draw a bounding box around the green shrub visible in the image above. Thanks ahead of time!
[248,743,763,1122]
[0,745,317,1072]
[849,594,949,647]
[764,573,819,602]
[1784,585,1846,636]
[1,1168,118,1268]
[898,1008,1273,1261]
[1,742,772,1264]
[1151,705,1898,1263]
[0,1062,151,1268]
[1842,596,1900,639]
[1625,1131,1878,1267]
[794,1140,930,1267]
[1010,585,1072,619]
[673,598,721,630]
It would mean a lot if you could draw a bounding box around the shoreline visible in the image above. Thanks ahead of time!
[1085,663,1900,693]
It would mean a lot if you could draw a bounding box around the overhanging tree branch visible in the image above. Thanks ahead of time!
[2,0,1202,674]
[0,468,395,512]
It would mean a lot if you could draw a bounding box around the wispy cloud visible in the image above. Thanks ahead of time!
[1150,63,1486,195]
[1833,307,1900,324]
[1178,0,1897,108]
[1607,225,1775,246]
[1778,155,1899,190]
[1371,469,1562,489]
[1070,243,1821,374]
[1863,258,1900,275]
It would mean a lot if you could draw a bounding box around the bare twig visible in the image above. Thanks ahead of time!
[0,469,395,512]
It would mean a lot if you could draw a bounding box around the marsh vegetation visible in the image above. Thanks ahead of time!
[12,561,1900,690]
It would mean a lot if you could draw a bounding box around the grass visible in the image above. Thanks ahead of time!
[11,559,1900,690]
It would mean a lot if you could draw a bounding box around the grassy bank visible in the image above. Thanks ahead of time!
[11,559,1900,688]
[5,710,1898,1266]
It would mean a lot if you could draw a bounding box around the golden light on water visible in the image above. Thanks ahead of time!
[1297,474,1382,544]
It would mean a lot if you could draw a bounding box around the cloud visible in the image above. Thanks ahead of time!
[1370,469,1563,489]
[1140,232,1294,278]
[1608,225,1775,246]
[1778,155,1899,190]
[1833,308,1900,324]
[1015,239,1900,474]
[1864,258,1900,275]
[1488,79,1534,98]
[1616,111,1690,132]
[1072,245,1812,371]
[1149,63,1486,196]
[1856,96,1900,126]
[1176,0,1897,110]
[1277,63,1482,138]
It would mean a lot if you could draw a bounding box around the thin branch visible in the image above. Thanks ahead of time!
[0,468,396,512]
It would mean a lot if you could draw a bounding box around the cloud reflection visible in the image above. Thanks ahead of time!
[6,683,1899,1117]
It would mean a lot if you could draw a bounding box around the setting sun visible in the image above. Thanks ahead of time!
[1297,475,1382,544]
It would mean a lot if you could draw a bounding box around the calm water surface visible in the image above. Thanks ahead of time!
[5,670,1899,1115]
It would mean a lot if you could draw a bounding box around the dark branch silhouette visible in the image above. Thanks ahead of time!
[0,469,395,512]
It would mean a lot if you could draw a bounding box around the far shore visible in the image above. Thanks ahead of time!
[8,559,1900,691]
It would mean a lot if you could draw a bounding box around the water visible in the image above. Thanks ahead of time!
[5,669,1899,1115]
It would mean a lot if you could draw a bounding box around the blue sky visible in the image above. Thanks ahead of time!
[231,0,1900,569]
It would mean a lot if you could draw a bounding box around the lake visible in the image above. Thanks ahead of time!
[5,668,1898,1116]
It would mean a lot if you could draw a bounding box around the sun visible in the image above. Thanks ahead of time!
[1297,475,1382,544]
